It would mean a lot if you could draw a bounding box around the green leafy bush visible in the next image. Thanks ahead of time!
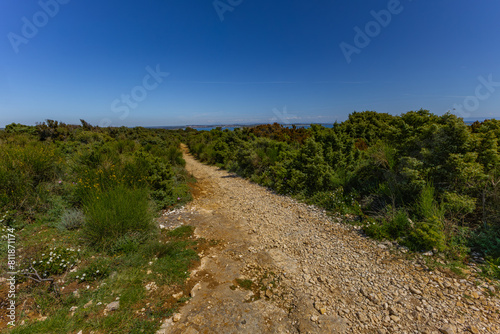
[307,187,360,214]
[442,191,476,221]
[363,219,389,240]
[471,227,500,259]
[363,210,411,241]
[0,138,60,211]
[39,195,66,225]
[447,225,470,261]
[386,210,412,239]
[405,217,446,252]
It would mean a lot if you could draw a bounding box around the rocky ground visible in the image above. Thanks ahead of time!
[157,145,500,334]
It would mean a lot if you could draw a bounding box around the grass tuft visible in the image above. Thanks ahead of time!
[83,185,156,250]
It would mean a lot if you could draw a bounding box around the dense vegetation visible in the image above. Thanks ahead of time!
[185,110,500,278]
[0,121,203,333]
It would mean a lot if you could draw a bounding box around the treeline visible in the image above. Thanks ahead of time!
[185,110,500,277]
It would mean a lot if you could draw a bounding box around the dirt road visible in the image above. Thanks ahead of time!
[158,145,500,334]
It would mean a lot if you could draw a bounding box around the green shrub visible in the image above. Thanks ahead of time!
[363,219,389,240]
[165,146,185,166]
[386,210,411,239]
[41,195,66,225]
[471,227,500,258]
[447,225,470,261]
[405,217,446,252]
[442,191,476,221]
[73,162,125,203]
[418,184,442,220]
[306,188,361,215]
[57,208,85,231]
[0,139,60,210]
[363,210,411,241]
[83,185,156,250]
[483,257,500,279]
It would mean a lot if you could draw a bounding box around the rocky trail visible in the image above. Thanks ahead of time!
[157,145,500,334]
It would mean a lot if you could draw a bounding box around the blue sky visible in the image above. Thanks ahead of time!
[1,0,499,127]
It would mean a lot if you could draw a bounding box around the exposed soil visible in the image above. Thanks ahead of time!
[157,145,500,334]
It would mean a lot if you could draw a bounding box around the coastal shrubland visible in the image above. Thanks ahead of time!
[185,110,500,278]
[0,121,201,333]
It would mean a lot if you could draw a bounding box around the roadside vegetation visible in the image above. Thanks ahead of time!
[185,110,500,279]
[0,121,203,333]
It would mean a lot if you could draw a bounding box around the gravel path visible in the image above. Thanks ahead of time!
[158,145,500,334]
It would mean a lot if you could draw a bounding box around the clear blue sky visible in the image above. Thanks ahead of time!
[1,0,499,127]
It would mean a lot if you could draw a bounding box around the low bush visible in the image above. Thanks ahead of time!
[470,227,500,259]
[83,185,156,250]
[0,138,61,211]
[405,217,446,252]
[386,210,411,239]
[363,219,389,240]
[57,209,85,231]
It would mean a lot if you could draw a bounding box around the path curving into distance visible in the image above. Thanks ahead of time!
[157,144,499,334]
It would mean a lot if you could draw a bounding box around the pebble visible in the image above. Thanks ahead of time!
[105,301,120,312]
[173,313,182,322]
[439,324,456,334]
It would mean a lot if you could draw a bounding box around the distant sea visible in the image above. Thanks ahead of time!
[185,121,480,131]
[182,123,336,131]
